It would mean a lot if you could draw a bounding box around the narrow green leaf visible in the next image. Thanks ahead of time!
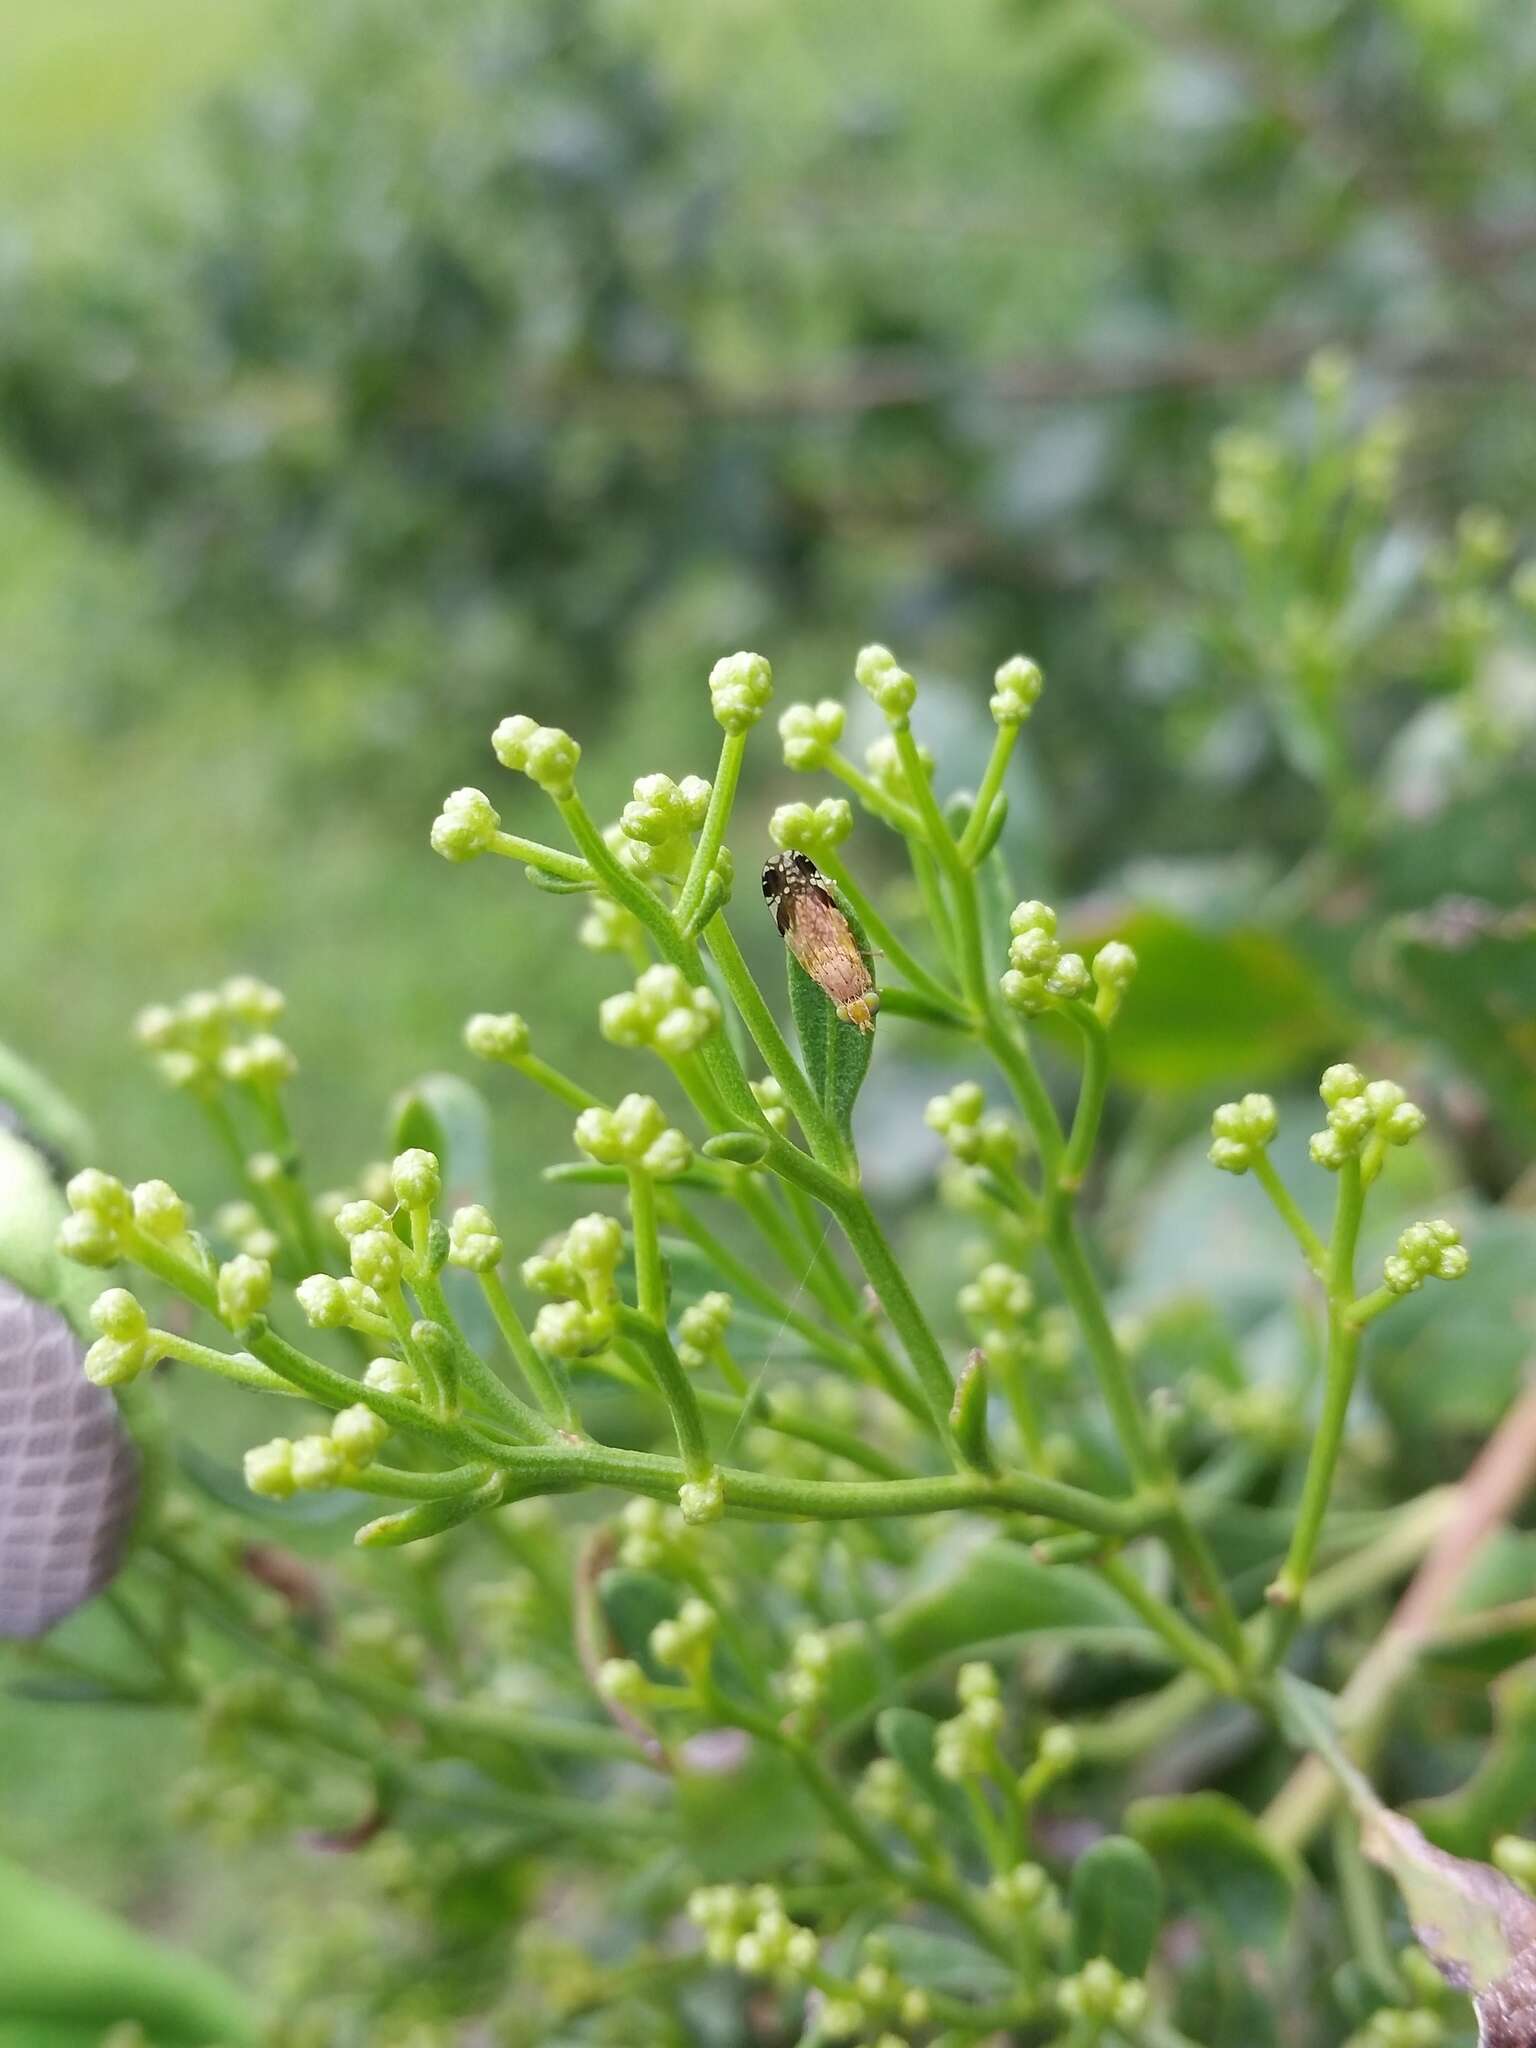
[1128,1791,1301,1956]
[1070,1835,1165,1975]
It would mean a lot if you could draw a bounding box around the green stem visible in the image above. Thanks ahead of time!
[622,1324,715,1486]
[349,1462,492,1499]
[955,722,1019,866]
[626,1169,667,1324]
[1251,1151,1330,1279]
[1097,1553,1241,1693]
[410,1264,559,1441]
[822,750,923,834]
[828,1184,964,1459]
[703,913,850,1175]
[1060,1007,1110,1189]
[252,1087,329,1274]
[511,1052,605,1114]
[487,830,591,883]
[479,1267,577,1429]
[1262,1156,1365,1656]
[676,729,746,929]
[152,1330,301,1396]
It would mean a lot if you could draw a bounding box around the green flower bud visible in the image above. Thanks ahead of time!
[56,1211,120,1268]
[778,699,845,772]
[430,786,501,862]
[854,643,917,720]
[521,1247,578,1297]
[564,1212,624,1285]
[221,1034,297,1090]
[244,1438,297,1499]
[958,1264,1032,1325]
[596,1657,647,1705]
[1009,925,1061,976]
[707,651,774,734]
[999,968,1050,1016]
[296,1274,350,1328]
[492,716,582,799]
[134,1003,179,1051]
[1384,1219,1469,1293]
[1208,1092,1279,1174]
[819,1999,864,2040]
[533,1299,610,1358]
[864,733,930,803]
[1047,951,1090,1001]
[578,894,646,958]
[335,1199,389,1241]
[331,1403,390,1468]
[290,1433,346,1491]
[464,1012,531,1066]
[574,1094,691,1178]
[218,1253,272,1327]
[768,796,853,856]
[678,1469,725,1524]
[1320,1062,1365,1107]
[219,975,285,1027]
[131,1178,189,1240]
[350,1228,403,1293]
[620,772,712,847]
[677,1289,732,1369]
[83,1287,157,1386]
[364,1356,422,1401]
[751,1076,789,1134]
[390,1148,441,1209]
[67,1169,132,1228]
[990,1861,1051,1913]
[990,654,1044,726]
[1092,940,1138,1022]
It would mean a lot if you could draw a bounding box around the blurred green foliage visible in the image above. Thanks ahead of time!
[2,0,1536,2038]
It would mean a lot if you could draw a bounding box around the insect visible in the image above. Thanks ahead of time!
[761,851,880,1033]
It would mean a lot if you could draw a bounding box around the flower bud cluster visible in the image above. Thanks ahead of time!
[574,1095,691,1181]
[578,891,646,959]
[244,1400,390,1500]
[215,1201,279,1264]
[134,979,288,1094]
[957,1263,1035,1367]
[782,1629,833,1711]
[463,1012,531,1065]
[1000,902,1090,1014]
[935,1661,1004,1781]
[445,1204,503,1274]
[617,1495,685,1570]
[778,699,845,772]
[989,1860,1054,1918]
[769,797,853,857]
[1058,1958,1149,2031]
[522,1211,624,1357]
[491,715,582,799]
[364,1354,423,1401]
[217,1252,272,1328]
[430,787,502,862]
[677,1290,732,1371]
[751,1076,789,1135]
[1383,1219,1469,1296]
[1212,427,1285,550]
[687,1885,820,1979]
[854,644,917,720]
[296,1272,387,1332]
[990,654,1044,727]
[616,772,712,878]
[707,651,774,734]
[924,1082,1020,1171]
[1308,1065,1426,1171]
[58,1169,133,1268]
[649,1596,718,1678]
[864,733,931,806]
[600,965,721,1058]
[1208,1092,1279,1175]
[83,1288,157,1387]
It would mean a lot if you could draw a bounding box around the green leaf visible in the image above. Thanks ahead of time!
[875,1707,970,1832]
[1070,1835,1165,1975]
[864,1924,1015,1999]
[1366,1214,1536,1455]
[1128,1792,1302,1955]
[0,1853,256,2043]
[1409,1666,1536,1861]
[597,1567,680,1681]
[785,886,875,1143]
[823,1540,1154,1726]
[1076,908,1338,1091]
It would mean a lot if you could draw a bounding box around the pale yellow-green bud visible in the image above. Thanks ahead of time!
[245,1438,297,1499]
[491,716,581,798]
[707,651,774,734]
[131,1178,189,1241]
[854,643,917,719]
[464,1011,531,1063]
[218,1253,272,1327]
[768,796,853,856]
[390,1148,441,1209]
[990,653,1043,726]
[331,1403,390,1468]
[778,698,846,772]
[349,1228,403,1293]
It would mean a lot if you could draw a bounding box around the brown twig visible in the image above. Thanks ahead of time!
[1266,1367,1536,1850]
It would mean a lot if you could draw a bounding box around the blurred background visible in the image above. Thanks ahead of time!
[3,0,1535,2011]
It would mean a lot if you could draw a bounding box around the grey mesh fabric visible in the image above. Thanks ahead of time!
[0,1279,140,1638]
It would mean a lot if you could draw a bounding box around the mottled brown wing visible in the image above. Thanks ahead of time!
[786,888,874,1009]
